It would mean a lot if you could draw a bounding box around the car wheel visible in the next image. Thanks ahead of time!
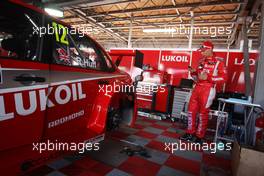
[106,107,121,131]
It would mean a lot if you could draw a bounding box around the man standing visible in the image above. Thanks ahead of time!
[180,41,227,143]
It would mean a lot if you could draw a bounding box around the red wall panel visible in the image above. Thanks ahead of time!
[159,51,190,85]
[225,52,258,93]
[109,48,259,94]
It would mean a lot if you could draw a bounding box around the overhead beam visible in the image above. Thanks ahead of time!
[93,11,239,23]
[44,0,136,8]
[96,37,230,41]
[98,41,230,44]
[82,0,244,17]
[67,21,234,29]
[98,38,231,41]
[103,20,235,29]
[67,9,127,43]
[98,39,230,42]
[228,0,249,45]
[98,41,229,44]
[64,11,239,22]
[250,0,263,16]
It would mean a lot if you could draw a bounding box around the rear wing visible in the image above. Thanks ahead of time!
[108,50,144,68]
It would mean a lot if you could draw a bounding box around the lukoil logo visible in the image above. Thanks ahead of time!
[234,58,256,66]
[0,83,86,121]
[161,55,189,62]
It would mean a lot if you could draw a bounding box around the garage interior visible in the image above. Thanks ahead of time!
[46,0,259,49]
[2,0,264,176]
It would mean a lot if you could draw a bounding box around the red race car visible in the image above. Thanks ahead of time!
[0,0,136,175]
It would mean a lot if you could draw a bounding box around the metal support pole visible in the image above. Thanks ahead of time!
[242,17,251,97]
[188,11,194,79]
[188,11,194,50]
[223,44,230,92]
[253,3,264,107]
[128,14,133,48]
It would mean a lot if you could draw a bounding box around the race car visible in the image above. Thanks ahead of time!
[0,0,136,175]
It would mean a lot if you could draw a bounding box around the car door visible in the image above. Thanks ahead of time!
[0,2,49,151]
[43,19,115,139]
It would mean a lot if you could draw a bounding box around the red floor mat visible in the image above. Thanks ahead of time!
[119,156,161,176]
[165,155,201,175]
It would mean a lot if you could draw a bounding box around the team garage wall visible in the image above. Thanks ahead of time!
[109,49,258,94]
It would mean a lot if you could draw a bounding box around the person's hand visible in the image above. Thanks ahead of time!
[198,72,208,80]
[188,66,196,73]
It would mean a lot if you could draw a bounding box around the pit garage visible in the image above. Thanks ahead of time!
[0,0,264,175]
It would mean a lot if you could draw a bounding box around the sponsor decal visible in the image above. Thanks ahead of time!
[56,48,71,64]
[0,82,86,122]
[56,48,97,69]
[52,22,69,45]
[204,64,214,68]
[48,110,84,128]
[72,56,97,69]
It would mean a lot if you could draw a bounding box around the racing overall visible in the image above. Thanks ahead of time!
[186,56,227,138]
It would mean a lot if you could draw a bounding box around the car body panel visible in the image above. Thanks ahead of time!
[0,1,134,175]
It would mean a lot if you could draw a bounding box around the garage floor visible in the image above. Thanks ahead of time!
[26,117,232,176]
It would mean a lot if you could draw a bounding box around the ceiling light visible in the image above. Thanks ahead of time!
[143,28,176,33]
[44,8,64,18]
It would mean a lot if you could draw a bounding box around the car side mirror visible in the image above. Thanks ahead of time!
[135,75,143,82]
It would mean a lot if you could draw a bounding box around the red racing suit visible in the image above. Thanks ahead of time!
[186,56,227,138]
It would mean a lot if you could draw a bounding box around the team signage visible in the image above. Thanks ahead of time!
[161,55,189,62]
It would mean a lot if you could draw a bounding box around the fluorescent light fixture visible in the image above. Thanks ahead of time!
[143,28,176,33]
[44,8,64,18]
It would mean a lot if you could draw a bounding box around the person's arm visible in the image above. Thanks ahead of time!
[210,61,227,84]
[188,66,198,77]
[190,58,206,78]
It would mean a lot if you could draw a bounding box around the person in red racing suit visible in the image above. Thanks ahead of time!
[180,41,227,143]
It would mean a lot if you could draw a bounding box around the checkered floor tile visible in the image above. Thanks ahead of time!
[27,117,232,176]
